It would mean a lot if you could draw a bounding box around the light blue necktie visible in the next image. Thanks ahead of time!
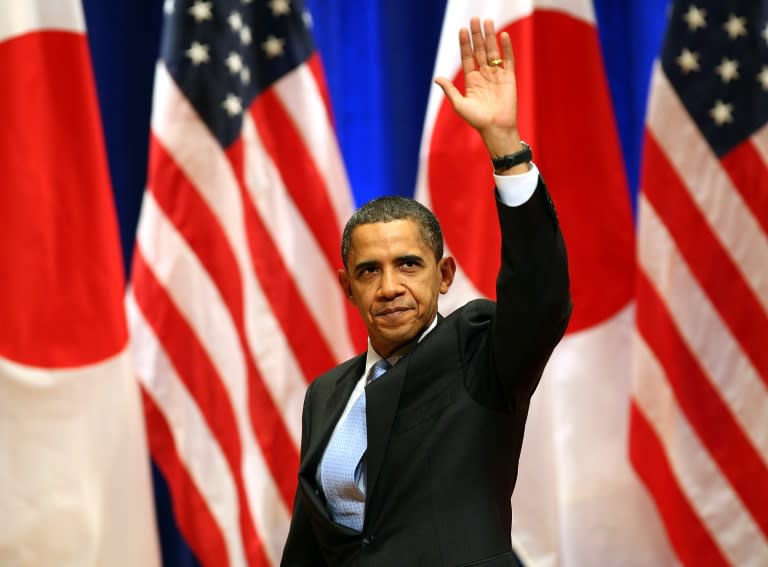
[321,359,391,531]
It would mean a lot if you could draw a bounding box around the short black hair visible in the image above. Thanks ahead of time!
[341,196,444,268]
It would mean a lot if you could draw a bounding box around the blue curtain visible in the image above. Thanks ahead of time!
[81,1,666,564]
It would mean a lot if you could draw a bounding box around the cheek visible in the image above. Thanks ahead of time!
[413,282,440,309]
[353,290,376,314]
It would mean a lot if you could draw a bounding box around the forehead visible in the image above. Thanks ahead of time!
[348,219,430,257]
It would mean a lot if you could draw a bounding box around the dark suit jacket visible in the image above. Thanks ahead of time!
[282,180,571,566]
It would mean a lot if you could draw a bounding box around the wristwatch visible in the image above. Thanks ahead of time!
[491,141,532,172]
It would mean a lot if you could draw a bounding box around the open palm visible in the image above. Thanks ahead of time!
[435,18,519,147]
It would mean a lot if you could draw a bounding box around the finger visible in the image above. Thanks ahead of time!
[500,31,515,71]
[483,19,501,64]
[469,17,487,68]
[458,27,476,75]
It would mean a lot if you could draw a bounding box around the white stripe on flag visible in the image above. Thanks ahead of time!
[241,114,356,363]
[752,122,768,167]
[637,196,768,461]
[632,336,768,566]
[274,65,355,229]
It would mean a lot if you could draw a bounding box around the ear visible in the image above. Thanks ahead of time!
[338,269,354,304]
[437,256,456,294]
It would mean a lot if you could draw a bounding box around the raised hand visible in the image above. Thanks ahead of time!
[435,18,522,160]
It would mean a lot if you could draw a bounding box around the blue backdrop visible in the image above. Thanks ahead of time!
[81,1,668,564]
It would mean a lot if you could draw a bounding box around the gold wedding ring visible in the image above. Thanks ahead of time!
[488,58,503,67]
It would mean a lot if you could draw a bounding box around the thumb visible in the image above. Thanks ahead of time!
[434,77,462,108]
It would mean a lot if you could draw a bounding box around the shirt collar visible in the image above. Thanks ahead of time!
[364,313,439,377]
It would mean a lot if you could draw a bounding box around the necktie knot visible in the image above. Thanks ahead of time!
[368,359,391,383]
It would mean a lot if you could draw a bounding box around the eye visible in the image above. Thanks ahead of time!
[399,258,422,271]
[356,264,379,278]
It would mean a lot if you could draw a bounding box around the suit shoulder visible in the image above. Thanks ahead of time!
[310,353,365,390]
[443,298,496,325]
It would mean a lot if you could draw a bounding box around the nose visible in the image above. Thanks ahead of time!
[378,267,403,299]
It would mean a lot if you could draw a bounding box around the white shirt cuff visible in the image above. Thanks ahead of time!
[494,162,539,207]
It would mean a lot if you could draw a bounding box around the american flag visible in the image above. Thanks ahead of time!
[127,0,363,564]
[631,1,768,565]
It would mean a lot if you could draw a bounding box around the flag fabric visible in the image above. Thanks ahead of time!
[126,0,363,564]
[416,1,675,564]
[0,1,160,565]
[631,1,768,565]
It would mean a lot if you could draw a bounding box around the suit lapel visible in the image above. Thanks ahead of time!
[301,355,365,477]
[364,315,445,506]
[364,352,408,510]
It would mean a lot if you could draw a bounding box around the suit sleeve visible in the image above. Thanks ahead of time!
[492,176,572,407]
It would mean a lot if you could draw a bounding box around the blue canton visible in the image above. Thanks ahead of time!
[160,0,315,148]
[661,1,768,157]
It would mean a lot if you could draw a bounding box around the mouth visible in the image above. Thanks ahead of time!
[374,306,411,322]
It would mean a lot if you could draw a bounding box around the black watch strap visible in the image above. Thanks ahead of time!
[491,141,532,172]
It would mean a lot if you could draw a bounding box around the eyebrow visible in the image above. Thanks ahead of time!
[352,254,424,274]
[396,254,424,265]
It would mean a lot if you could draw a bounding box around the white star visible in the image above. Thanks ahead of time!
[715,57,740,83]
[225,52,243,74]
[709,100,733,125]
[163,0,174,15]
[262,35,285,58]
[241,67,251,85]
[676,48,700,73]
[228,11,243,31]
[222,94,243,117]
[758,66,768,91]
[269,0,291,16]
[303,10,313,29]
[683,5,706,31]
[240,26,252,45]
[185,41,210,65]
[723,14,747,39]
[188,1,213,23]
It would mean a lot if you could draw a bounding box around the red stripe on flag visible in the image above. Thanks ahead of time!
[250,90,341,271]
[628,402,729,566]
[131,250,268,563]
[141,388,233,567]
[147,137,246,323]
[720,139,768,236]
[643,134,768,385]
[148,139,301,506]
[224,138,339,380]
[636,271,768,535]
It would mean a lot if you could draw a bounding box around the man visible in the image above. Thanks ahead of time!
[282,17,571,566]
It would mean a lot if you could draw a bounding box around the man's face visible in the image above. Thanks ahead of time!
[338,219,455,358]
